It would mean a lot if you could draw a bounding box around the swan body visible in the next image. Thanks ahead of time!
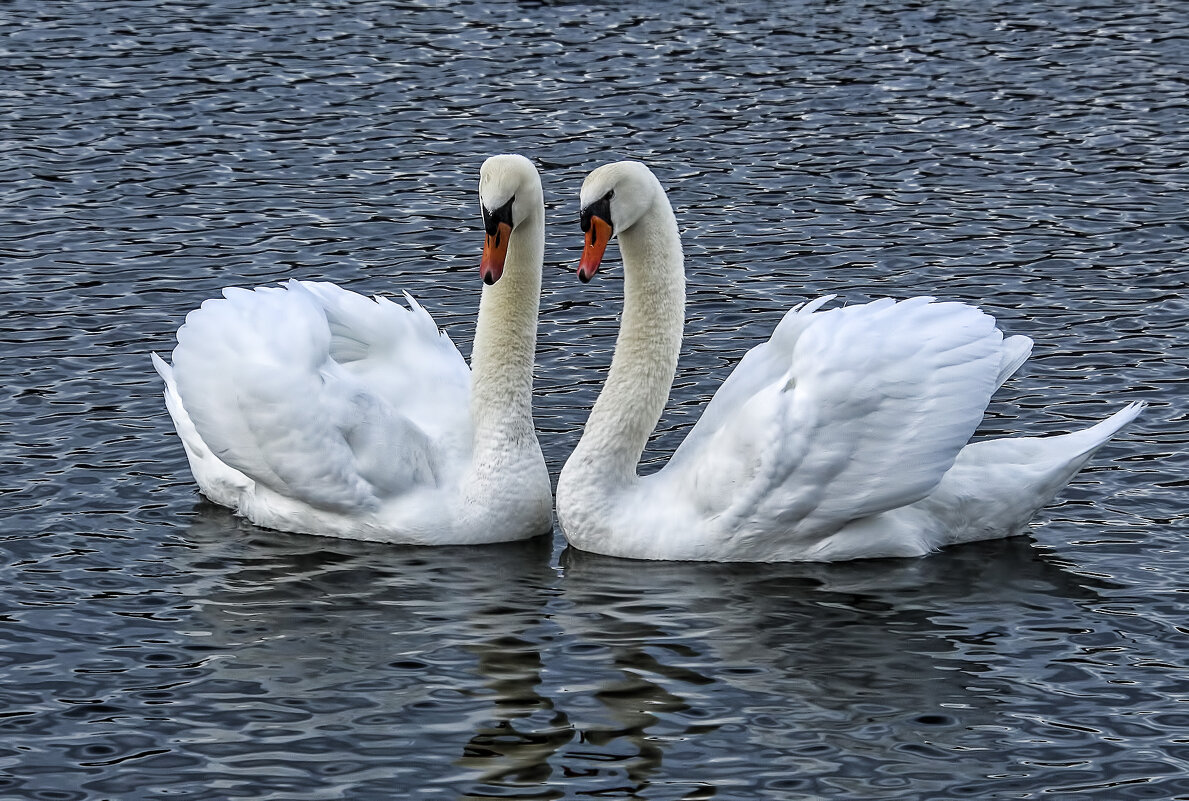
[556,161,1143,562]
[154,154,552,544]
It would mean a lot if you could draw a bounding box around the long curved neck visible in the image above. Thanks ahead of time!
[570,195,685,485]
[469,208,543,444]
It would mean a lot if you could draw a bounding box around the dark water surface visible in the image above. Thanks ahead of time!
[1,0,1186,798]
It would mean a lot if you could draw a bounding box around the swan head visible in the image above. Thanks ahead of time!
[578,161,663,283]
[479,154,542,285]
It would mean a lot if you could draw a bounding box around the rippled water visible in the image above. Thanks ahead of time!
[2,0,1186,798]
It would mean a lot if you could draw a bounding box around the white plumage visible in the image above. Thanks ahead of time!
[556,161,1143,562]
[154,155,552,544]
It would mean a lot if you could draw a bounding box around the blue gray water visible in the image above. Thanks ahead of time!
[1,0,1186,798]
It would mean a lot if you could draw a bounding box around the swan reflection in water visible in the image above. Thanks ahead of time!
[171,507,1120,797]
[173,505,558,795]
[551,537,1118,795]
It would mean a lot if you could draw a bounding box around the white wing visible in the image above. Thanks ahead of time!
[658,296,1025,544]
[164,280,471,513]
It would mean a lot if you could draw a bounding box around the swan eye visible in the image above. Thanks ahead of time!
[483,196,515,236]
[580,191,614,235]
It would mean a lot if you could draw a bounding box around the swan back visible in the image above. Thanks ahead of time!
[170,281,464,514]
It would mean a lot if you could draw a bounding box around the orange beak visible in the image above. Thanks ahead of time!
[578,216,613,283]
[481,221,512,285]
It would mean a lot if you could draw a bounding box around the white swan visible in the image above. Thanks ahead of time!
[556,161,1144,562]
[153,154,552,544]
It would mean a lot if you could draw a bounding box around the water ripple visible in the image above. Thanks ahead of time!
[1,0,1185,797]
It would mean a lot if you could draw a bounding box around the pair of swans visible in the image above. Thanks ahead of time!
[154,155,1143,562]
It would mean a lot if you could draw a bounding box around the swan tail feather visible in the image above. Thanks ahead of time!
[904,401,1146,548]
[151,351,254,507]
[996,335,1033,388]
